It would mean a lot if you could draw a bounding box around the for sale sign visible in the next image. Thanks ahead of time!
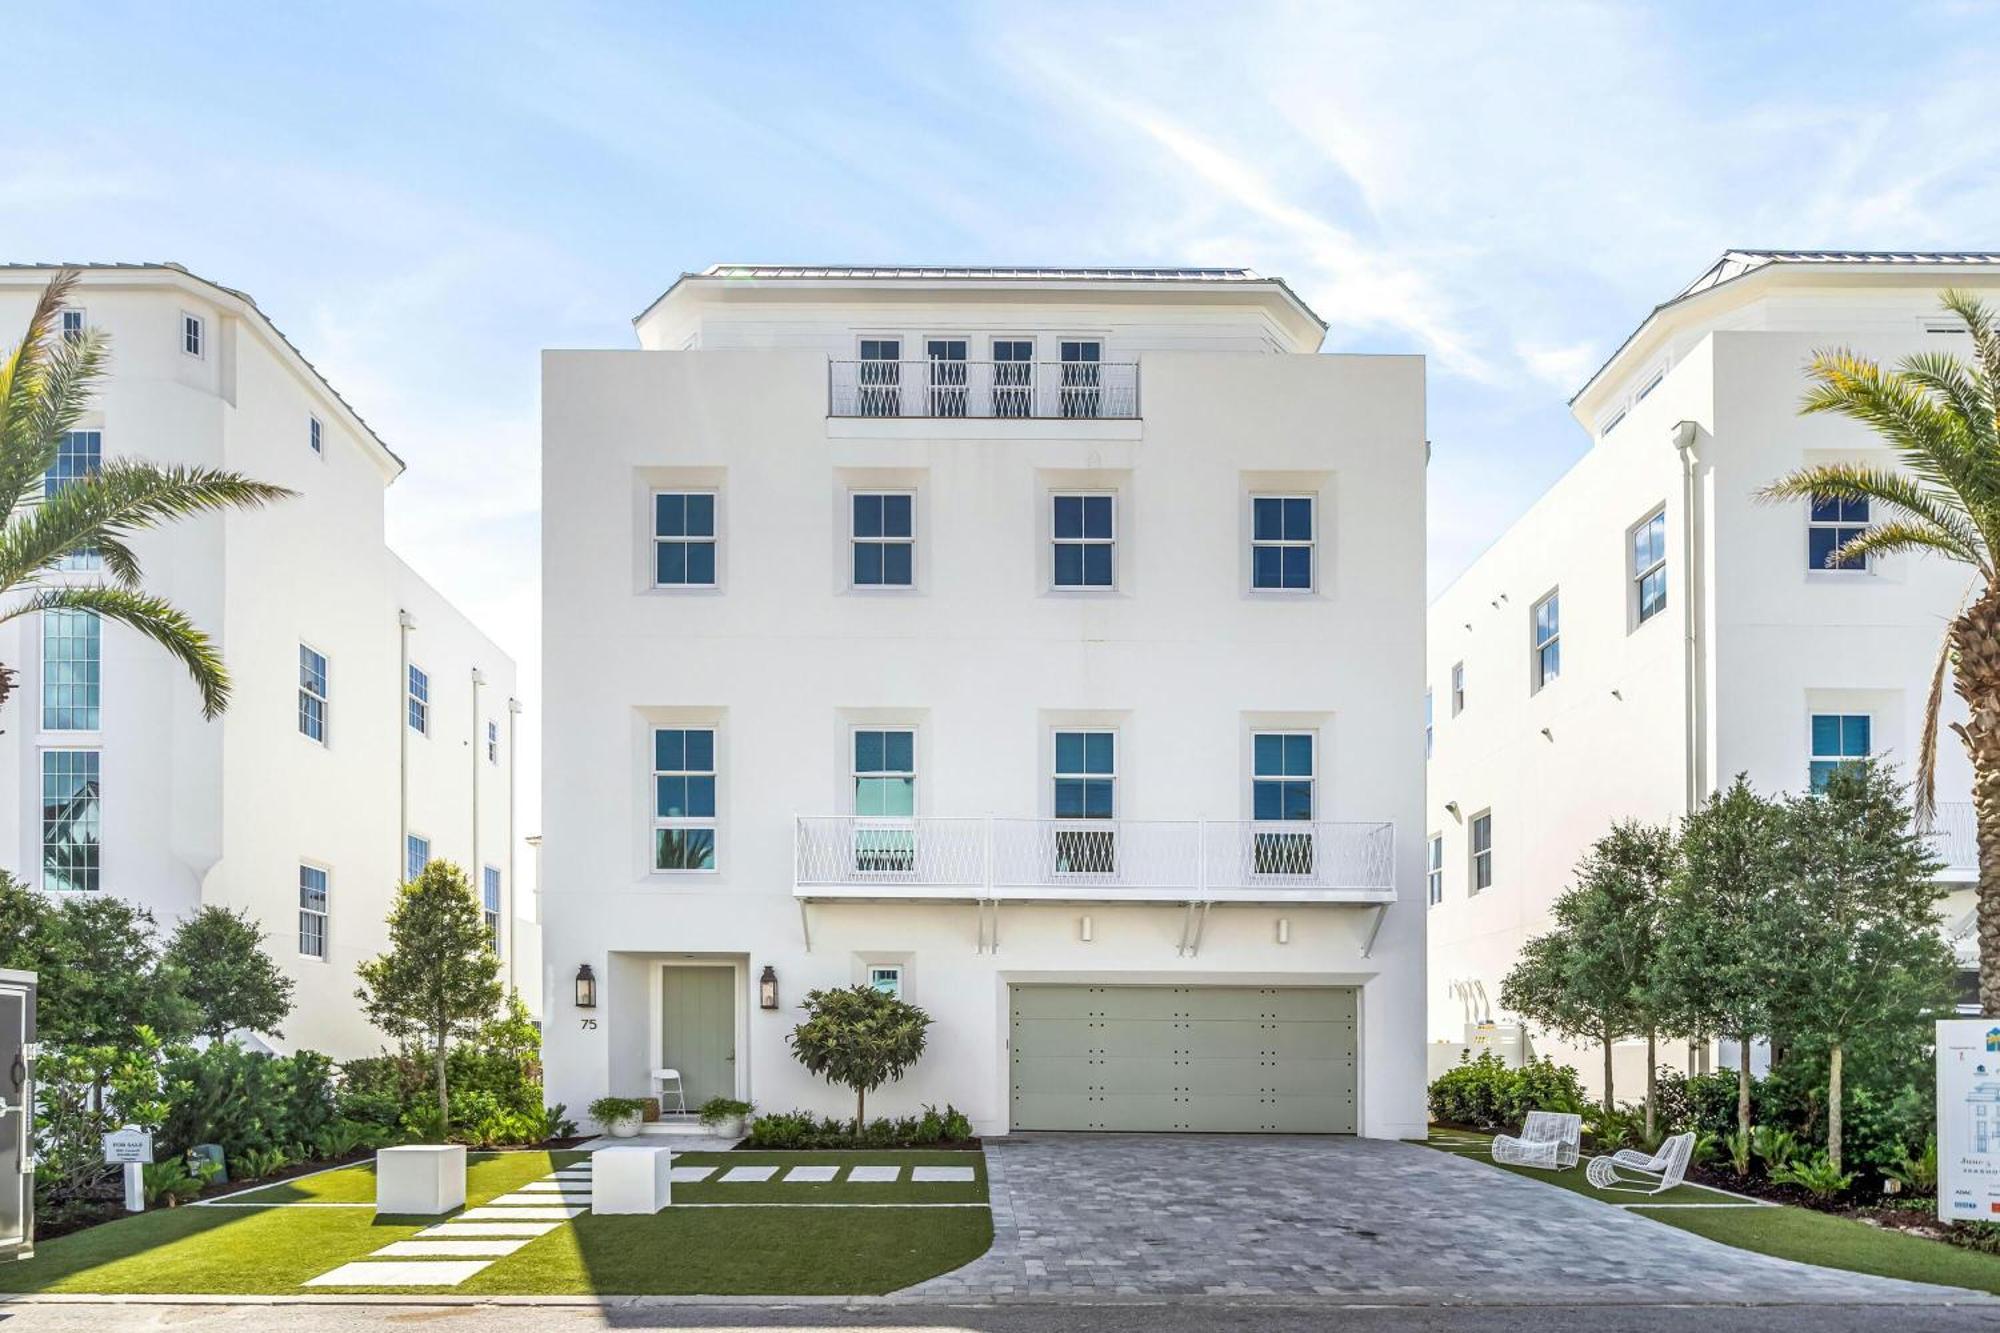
[1938,1019,2000,1223]
[101,1127,152,1165]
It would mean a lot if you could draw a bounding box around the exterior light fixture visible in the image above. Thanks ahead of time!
[1080,915,1094,943]
[1276,917,1291,945]
[759,965,779,1010]
[574,963,597,1009]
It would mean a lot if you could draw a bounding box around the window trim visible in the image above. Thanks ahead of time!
[405,832,430,884]
[848,488,917,591]
[40,745,101,893]
[650,487,720,591]
[481,864,503,955]
[181,311,205,359]
[1249,492,1317,594]
[1531,589,1561,692]
[1450,661,1465,717]
[1250,728,1316,822]
[1049,490,1118,592]
[1808,711,1873,792]
[298,861,331,961]
[59,307,85,343]
[487,718,499,764]
[1051,727,1118,820]
[868,964,905,999]
[1427,833,1444,906]
[1631,506,1668,628]
[298,641,329,746]
[41,607,101,734]
[308,414,324,457]
[849,725,918,819]
[407,663,429,737]
[652,725,719,874]
[1468,810,1493,894]
[1806,493,1873,576]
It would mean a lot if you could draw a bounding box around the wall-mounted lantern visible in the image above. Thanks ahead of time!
[759,965,779,1010]
[574,963,597,1009]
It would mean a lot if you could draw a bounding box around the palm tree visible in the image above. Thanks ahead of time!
[0,269,294,717]
[1758,288,2000,1013]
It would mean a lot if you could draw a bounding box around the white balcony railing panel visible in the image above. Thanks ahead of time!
[794,817,985,889]
[1928,801,1977,879]
[989,818,1203,892]
[828,360,1140,420]
[1205,820,1397,892]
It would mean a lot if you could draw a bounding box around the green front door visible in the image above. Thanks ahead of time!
[661,965,736,1108]
[1009,984,1358,1133]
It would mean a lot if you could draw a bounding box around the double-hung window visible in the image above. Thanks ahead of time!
[1632,508,1667,624]
[852,492,913,587]
[299,864,329,959]
[46,430,102,571]
[852,728,915,872]
[43,610,100,731]
[309,415,323,455]
[1809,714,1871,791]
[653,491,717,587]
[1060,340,1102,418]
[992,338,1034,417]
[1052,730,1115,873]
[1809,495,1870,571]
[407,664,429,735]
[59,308,84,343]
[482,866,502,953]
[487,719,499,763]
[858,338,902,417]
[1451,662,1465,716]
[1428,834,1444,906]
[298,644,328,744]
[654,727,717,870]
[42,749,100,892]
[1251,731,1315,874]
[1052,494,1115,588]
[926,338,968,418]
[405,833,429,883]
[1469,812,1493,892]
[182,312,204,357]
[1251,495,1315,591]
[1532,591,1560,690]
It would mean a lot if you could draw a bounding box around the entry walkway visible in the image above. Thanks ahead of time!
[904,1133,1976,1302]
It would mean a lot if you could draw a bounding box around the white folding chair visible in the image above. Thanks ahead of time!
[651,1066,688,1115]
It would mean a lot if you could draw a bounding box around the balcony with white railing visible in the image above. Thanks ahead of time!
[793,816,1396,903]
[1928,801,1977,882]
[828,360,1140,420]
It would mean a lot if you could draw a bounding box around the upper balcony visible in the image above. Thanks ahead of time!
[1929,801,1977,883]
[828,359,1140,422]
[794,815,1395,904]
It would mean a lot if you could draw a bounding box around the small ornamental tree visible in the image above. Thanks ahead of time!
[354,860,503,1130]
[787,984,932,1130]
[164,905,296,1041]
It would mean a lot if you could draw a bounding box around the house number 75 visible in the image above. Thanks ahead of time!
[579,1018,598,1030]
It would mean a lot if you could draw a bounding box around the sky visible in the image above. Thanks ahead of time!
[10,0,2000,858]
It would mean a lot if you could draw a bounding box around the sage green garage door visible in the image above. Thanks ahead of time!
[1009,985,1358,1133]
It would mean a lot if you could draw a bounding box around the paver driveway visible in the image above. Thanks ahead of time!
[905,1134,1979,1303]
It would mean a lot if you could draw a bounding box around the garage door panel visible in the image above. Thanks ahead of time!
[1273,1024,1353,1059]
[1097,1057,1181,1094]
[1271,1094,1353,1132]
[1011,1092,1099,1127]
[1010,1017,1099,1056]
[1092,988,1186,1020]
[1013,987,1100,1019]
[1269,1059,1350,1095]
[1273,989,1354,1022]
[1098,1020,1178,1056]
[1010,1054,1096,1094]
[1181,1094,1277,1132]
[1093,1096,1186,1131]
[1181,1020,1268,1056]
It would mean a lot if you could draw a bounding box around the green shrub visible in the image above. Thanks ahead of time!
[1751,1124,1802,1172]
[1883,1138,1939,1196]
[157,1043,337,1164]
[744,1104,976,1149]
[587,1096,647,1125]
[1427,1053,1584,1131]
[1771,1151,1853,1201]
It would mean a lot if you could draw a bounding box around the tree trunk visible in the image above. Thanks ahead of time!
[1950,593,2000,1015]
[1602,1029,1615,1117]
[856,1084,866,1134]
[435,1035,449,1135]
[1645,1030,1657,1141]
[1827,1042,1844,1175]
[1737,1031,1753,1173]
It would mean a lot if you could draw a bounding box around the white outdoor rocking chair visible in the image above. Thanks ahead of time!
[1586,1131,1695,1195]
[1491,1111,1582,1170]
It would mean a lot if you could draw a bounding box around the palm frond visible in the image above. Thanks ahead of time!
[0,584,228,718]
[1757,462,1991,578]
[1916,616,1957,827]
[1941,289,2000,406]
[1819,518,1984,571]
[0,270,92,514]
[1898,348,1995,450]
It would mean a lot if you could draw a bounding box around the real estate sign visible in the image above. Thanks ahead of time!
[1938,1019,2000,1222]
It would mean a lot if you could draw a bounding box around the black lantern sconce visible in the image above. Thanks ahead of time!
[759,965,779,1010]
[574,963,597,1009]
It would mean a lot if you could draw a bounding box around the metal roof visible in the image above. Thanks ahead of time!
[0,262,403,474]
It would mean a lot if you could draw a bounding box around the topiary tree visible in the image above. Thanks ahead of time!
[354,860,502,1131]
[787,984,932,1130]
[163,905,296,1041]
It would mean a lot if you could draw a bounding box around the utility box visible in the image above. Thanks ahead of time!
[0,968,35,1262]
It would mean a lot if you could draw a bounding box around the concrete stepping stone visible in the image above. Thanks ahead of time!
[719,1165,778,1183]
[461,1205,581,1221]
[783,1165,838,1182]
[416,1221,559,1238]
[847,1165,901,1182]
[670,1166,716,1182]
[489,1192,590,1206]
[912,1166,976,1182]
[306,1260,491,1287]
[518,1182,576,1192]
[374,1238,529,1258]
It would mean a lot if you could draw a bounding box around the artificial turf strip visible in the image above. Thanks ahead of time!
[669,1150,987,1204]
[0,1149,992,1296]
[1637,1203,2000,1296]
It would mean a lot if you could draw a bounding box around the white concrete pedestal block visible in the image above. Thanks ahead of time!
[375,1144,467,1215]
[591,1144,673,1215]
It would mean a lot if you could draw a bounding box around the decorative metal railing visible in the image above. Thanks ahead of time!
[794,816,1395,898]
[1927,801,1977,878]
[828,360,1140,420]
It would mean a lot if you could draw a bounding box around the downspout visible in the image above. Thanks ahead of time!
[471,667,485,888]
[1673,420,1705,813]
[506,696,522,994]
[398,610,415,880]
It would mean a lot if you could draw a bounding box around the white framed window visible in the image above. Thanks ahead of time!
[1632,508,1667,626]
[1251,494,1315,591]
[1808,494,1870,572]
[42,609,100,731]
[1451,662,1465,716]
[59,308,84,343]
[1059,339,1103,419]
[181,311,204,358]
[1424,690,1433,760]
[487,719,498,764]
[851,491,914,588]
[1052,492,1115,589]
[1637,369,1664,401]
[992,337,1034,417]
[298,643,328,744]
[482,865,502,953]
[308,414,323,455]
[1532,591,1560,691]
[925,337,969,418]
[1599,407,1625,438]
[46,430,102,571]
[42,748,100,892]
[1469,811,1492,893]
[299,864,329,960]
[407,664,429,735]
[1809,713,1872,792]
[652,490,717,588]
[857,337,903,417]
[868,964,904,998]
[653,727,717,871]
[1053,729,1116,874]
[1427,833,1444,906]
[1251,731,1315,875]
[852,728,915,872]
[405,833,429,883]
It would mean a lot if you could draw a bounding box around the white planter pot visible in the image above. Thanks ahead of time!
[703,1116,745,1138]
[607,1115,641,1139]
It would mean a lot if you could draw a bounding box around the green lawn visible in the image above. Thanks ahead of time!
[1428,1129,2000,1295]
[0,1149,992,1296]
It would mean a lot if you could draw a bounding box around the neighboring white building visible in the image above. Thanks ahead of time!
[0,264,531,1058]
[1426,250,1994,1090]
[542,265,1428,1138]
